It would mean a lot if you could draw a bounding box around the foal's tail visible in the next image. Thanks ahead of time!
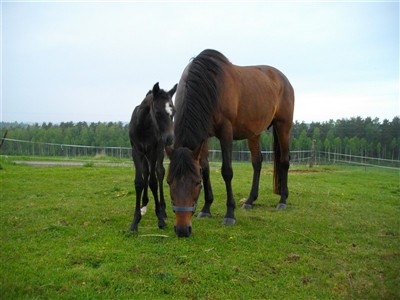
[272,125,281,195]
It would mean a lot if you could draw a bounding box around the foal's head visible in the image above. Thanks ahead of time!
[166,144,204,237]
[150,82,177,146]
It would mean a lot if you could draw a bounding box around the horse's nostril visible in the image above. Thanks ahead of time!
[167,136,173,145]
[164,135,174,146]
[174,225,192,237]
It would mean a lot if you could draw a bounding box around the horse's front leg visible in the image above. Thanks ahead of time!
[156,149,167,220]
[242,135,262,209]
[198,141,214,218]
[130,152,144,232]
[219,129,236,225]
[149,154,166,229]
[140,158,150,216]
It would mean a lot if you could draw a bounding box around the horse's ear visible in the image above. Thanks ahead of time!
[192,140,205,161]
[168,84,178,97]
[165,145,174,159]
[152,82,160,97]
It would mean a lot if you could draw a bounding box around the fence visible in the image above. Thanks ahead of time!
[1,138,131,159]
[1,138,399,170]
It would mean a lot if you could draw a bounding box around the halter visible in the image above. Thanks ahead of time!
[171,184,201,214]
[171,201,198,214]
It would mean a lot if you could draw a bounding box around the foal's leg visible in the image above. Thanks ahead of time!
[131,151,145,232]
[156,149,167,220]
[140,158,150,215]
[219,127,236,225]
[242,135,263,209]
[149,153,166,229]
[198,141,214,218]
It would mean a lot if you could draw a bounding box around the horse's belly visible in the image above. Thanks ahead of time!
[232,120,270,140]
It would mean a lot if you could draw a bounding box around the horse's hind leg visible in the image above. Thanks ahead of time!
[242,135,263,209]
[274,122,291,209]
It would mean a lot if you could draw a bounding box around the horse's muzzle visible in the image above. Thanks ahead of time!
[174,225,192,237]
[163,132,174,147]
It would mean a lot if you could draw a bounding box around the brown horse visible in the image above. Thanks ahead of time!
[166,49,294,237]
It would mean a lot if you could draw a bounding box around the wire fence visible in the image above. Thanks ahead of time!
[1,138,399,170]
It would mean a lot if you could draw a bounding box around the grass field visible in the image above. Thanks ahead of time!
[1,156,399,299]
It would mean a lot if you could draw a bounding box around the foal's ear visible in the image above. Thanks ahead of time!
[192,140,205,161]
[165,145,174,159]
[168,84,178,97]
[152,82,160,96]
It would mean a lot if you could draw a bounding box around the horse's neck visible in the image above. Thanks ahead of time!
[135,104,159,138]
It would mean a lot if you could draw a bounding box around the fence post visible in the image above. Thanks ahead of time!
[309,139,316,168]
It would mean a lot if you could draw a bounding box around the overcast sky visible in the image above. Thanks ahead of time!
[1,1,399,124]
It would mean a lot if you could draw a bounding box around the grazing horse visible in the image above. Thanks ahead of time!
[166,49,294,237]
[129,82,177,232]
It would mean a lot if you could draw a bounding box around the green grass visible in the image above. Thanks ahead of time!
[1,156,399,299]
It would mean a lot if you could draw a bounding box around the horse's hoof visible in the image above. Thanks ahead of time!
[158,220,167,229]
[197,212,211,218]
[241,203,253,210]
[140,206,147,216]
[276,203,287,210]
[222,218,236,225]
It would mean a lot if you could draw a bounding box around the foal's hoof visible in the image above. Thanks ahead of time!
[197,212,211,218]
[222,218,236,225]
[241,203,253,210]
[140,206,147,216]
[276,203,287,210]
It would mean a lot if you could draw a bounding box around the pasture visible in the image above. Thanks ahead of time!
[0,156,399,299]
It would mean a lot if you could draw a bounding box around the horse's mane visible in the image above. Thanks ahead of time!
[174,49,230,150]
[168,147,198,180]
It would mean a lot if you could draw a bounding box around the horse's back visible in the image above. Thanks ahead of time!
[129,98,151,146]
[218,64,294,139]
[236,65,294,109]
[250,65,294,124]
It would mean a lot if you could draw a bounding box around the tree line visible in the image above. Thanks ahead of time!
[1,116,399,160]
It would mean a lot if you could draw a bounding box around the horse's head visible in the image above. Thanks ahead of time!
[150,82,177,146]
[166,144,204,237]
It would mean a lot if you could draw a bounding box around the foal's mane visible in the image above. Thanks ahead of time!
[174,49,229,150]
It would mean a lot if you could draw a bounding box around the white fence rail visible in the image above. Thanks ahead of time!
[1,138,399,170]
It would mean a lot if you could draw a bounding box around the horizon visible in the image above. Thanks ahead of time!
[1,115,399,127]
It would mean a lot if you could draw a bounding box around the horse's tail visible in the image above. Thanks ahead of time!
[272,125,281,195]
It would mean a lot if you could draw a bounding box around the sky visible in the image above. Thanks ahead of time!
[1,0,399,124]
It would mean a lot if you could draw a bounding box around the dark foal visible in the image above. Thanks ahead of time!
[129,82,177,232]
